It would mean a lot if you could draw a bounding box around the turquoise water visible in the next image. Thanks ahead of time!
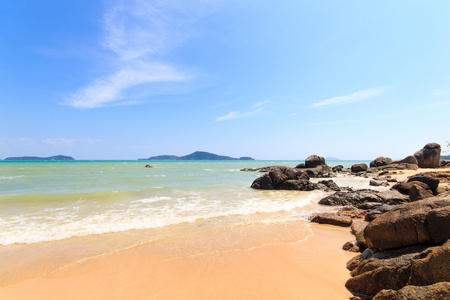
[0,160,368,245]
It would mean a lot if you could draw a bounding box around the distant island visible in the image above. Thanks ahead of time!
[4,155,75,161]
[139,151,255,161]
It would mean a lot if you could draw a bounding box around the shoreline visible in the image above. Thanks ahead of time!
[0,221,355,300]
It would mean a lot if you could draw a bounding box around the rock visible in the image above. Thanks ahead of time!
[346,245,432,298]
[409,184,434,202]
[317,179,340,191]
[295,163,305,168]
[391,155,419,165]
[391,181,431,195]
[351,163,368,173]
[409,239,450,286]
[370,179,386,187]
[276,179,316,191]
[319,189,408,207]
[351,220,369,250]
[251,166,311,190]
[343,241,361,252]
[310,213,352,227]
[251,173,274,189]
[332,165,344,172]
[407,175,440,191]
[364,196,450,250]
[372,282,450,300]
[145,164,153,168]
[414,143,441,168]
[370,157,393,168]
[357,202,383,209]
[304,155,325,168]
[303,165,332,178]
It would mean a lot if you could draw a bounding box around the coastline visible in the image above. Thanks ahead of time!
[0,221,354,300]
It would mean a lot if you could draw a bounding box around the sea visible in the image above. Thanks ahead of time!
[0,159,383,288]
[0,160,372,247]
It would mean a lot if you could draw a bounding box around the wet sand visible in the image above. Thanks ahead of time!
[0,221,355,300]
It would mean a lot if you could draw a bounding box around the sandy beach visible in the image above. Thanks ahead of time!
[0,221,355,300]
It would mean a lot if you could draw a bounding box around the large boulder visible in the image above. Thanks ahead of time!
[364,196,450,251]
[351,163,368,173]
[304,155,325,168]
[414,143,441,168]
[370,157,393,168]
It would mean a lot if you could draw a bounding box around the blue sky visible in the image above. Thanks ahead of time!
[1,0,450,160]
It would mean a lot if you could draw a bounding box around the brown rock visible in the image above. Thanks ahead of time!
[364,196,450,250]
[352,163,368,173]
[370,157,393,168]
[407,175,440,191]
[391,181,431,195]
[409,184,434,201]
[409,240,450,285]
[343,241,361,252]
[414,143,441,168]
[310,213,352,227]
[304,155,325,168]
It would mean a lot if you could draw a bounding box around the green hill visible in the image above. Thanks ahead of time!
[139,151,255,161]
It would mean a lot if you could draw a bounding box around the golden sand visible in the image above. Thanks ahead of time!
[0,221,355,300]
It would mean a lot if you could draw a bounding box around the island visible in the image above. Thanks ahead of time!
[4,155,75,161]
[139,151,255,161]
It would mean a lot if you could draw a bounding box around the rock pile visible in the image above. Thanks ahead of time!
[315,173,450,299]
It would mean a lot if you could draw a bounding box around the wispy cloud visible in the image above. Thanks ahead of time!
[66,0,217,109]
[312,87,389,108]
[215,101,268,122]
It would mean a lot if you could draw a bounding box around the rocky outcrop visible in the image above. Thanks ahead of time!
[364,196,450,251]
[346,241,450,299]
[414,143,441,168]
[370,157,392,168]
[250,166,339,191]
[305,155,325,168]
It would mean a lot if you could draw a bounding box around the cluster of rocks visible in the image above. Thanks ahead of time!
[249,165,344,192]
[345,194,450,300]
[246,155,357,192]
[312,172,450,299]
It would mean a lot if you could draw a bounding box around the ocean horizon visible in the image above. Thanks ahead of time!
[0,160,373,246]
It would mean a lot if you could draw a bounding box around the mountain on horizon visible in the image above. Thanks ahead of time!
[4,155,75,161]
[139,151,255,161]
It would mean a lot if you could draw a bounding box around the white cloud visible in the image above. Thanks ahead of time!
[215,101,268,122]
[312,87,388,108]
[66,0,217,109]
